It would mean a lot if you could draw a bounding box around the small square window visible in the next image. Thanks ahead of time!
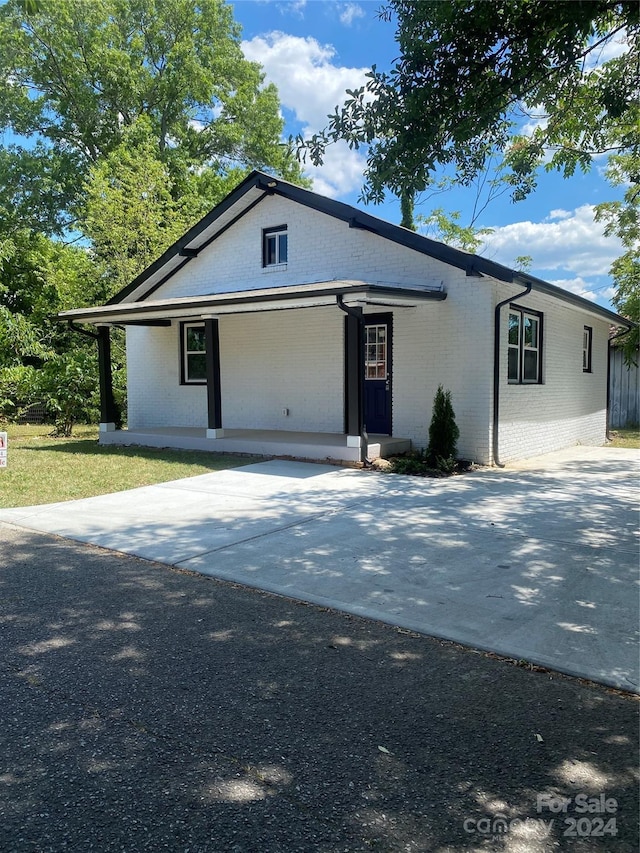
[583,326,593,372]
[263,225,287,267]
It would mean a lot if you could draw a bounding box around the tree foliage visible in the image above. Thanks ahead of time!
[418,209,494,253]
[301,0,638,333]
[595,151,640,360]
[0,0,304,235]
[303,0,638,205]
[427,385,460,470]
[0,0,307,428]
[0,232,112,425]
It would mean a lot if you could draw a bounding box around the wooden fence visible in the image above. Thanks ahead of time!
[609,347,639,428]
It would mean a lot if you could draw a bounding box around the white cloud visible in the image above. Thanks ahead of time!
[339,3,365,26]
[276,0,307,18]
[479,204,623,279]
[547,209,571,221]
[242,31,370,196]
[304,141,366,198]
[585,28,630,69]
[243,32,368,131]
[548,277,615,303]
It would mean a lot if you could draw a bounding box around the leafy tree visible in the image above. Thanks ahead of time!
[82,119,192,297]
[38,350,101,436]
[0,0,307,429]
[400,191,416,230]
[82,118,254,297]
[595,151,640,361]
[0,0,305,234]
[303,0,638,205]
[0,232,119,424]
[418,208,494,253]
[301,0,638,332]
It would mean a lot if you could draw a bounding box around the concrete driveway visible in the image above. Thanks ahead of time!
[1,446,638,691]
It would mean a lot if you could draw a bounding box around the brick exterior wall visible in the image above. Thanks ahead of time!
[125,193,610,464]
[494,283,609,463]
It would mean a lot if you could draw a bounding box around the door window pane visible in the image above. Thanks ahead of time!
[365,325,387,379]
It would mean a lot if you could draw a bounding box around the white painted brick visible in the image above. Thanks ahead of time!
[493,284,609,463]
[124,194,612,465]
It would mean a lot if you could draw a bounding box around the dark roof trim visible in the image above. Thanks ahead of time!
[194,193,266,256]
[106,169,633,329]
[63,282,446,324]
[107,171,269,305]
[511,273,633,327]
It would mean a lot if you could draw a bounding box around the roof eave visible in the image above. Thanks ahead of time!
[60,282,447,325]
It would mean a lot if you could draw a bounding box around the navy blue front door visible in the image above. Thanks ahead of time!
[364,316,392,435]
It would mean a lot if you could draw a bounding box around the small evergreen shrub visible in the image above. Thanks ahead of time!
[427,385,459,471]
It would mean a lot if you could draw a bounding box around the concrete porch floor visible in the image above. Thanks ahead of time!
[98,426,412,462]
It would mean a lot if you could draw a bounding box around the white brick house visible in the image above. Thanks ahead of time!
[61,171,632,465]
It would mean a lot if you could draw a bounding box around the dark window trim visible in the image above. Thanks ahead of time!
[179,320,207,386]
[262,224,288,267]
[508,304,544,385]
[583,325,593,373]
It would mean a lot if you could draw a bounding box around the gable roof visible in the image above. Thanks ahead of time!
[108,169,631,327]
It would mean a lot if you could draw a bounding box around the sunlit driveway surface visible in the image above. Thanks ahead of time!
[1,446,638,691]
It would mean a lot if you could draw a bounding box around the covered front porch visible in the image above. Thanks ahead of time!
[98,426,411,463]
[60,279,447,464]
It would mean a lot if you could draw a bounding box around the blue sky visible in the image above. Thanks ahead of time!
[232,0,627,312]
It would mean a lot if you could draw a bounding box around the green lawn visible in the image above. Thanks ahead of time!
[0,424,261,508]
[608,427,640,449]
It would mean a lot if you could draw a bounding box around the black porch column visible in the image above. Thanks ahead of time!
[97,325,118,429]
[343,308,364,441]
[204,317,224,437]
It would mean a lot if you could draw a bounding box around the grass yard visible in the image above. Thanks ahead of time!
[0,424,261,508]
[608,427,640,449]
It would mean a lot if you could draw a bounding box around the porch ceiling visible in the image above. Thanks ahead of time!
[59,280,447,325]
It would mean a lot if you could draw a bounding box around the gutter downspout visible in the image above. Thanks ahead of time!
[336,295,371,466]
[493,281,532,468]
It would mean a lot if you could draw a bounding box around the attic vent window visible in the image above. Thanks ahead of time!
[263,225,287,267]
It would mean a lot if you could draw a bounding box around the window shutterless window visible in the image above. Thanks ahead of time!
[181,322,207,384]
[583,326,593,372]
[508,307,543,384]
[263,225,287,267]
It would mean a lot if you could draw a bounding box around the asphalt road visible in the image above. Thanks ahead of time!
[1,523,638,853]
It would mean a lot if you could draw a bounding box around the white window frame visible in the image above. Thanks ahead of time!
[181,322,207,385]
[263,225,288,267]
[508,307,543,384]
